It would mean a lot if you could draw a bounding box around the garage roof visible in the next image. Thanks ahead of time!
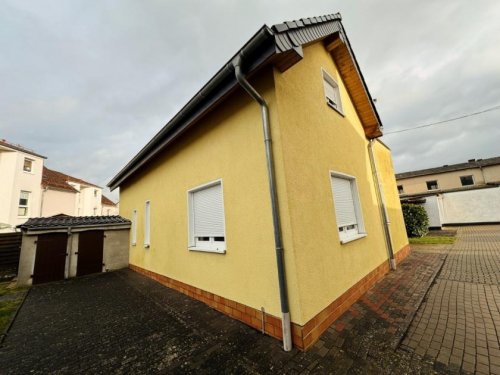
[18,215,130,231]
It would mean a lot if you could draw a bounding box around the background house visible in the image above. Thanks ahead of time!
[109,14,408,350]
[396,157,500,227]
[0,139,46,232]
[101,195,119,216]
[0,139,119,232]
[41,166,118,217]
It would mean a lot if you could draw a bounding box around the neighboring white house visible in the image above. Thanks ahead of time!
[41,166,118,217]
[101,195,119,216]
[0,139,46,232]
[1,139,119,232]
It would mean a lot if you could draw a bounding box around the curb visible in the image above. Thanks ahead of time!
[0,287,31,346]
[391,245,451,350]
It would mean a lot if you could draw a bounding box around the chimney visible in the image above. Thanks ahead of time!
[468,159,476,163]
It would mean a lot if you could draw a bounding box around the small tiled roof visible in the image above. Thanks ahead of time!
[396,156,500,179]
[0,139,47,159]
[42,166,101,192]
[17,215,130,231]
[101,195,116,206]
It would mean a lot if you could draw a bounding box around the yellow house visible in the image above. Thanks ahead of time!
[108,13,409,351]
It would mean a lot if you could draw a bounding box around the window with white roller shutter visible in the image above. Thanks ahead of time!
[322,69,344,114]
[188,180,226,253]
[330,172,366,243]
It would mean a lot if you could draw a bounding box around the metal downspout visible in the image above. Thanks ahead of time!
[368,140,396,270]
[232,54,292,352]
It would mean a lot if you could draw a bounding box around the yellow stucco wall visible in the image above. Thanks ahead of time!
[272,42,402,324]
[120,68,301,321]
[373,140,409,254]
[119,40,408,328]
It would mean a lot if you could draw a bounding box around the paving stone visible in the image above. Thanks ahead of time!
[1,225,498,374]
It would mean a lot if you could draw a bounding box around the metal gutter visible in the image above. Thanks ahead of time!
[108,26,275,190]
[232,54,292,352]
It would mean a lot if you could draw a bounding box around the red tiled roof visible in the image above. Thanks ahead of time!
[101,195,116,206]
[42,166,101,192]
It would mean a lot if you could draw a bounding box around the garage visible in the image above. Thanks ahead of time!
[16,215,131,286]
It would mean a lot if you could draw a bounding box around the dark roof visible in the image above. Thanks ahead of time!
[0,139,47,159]
[17,215,130,231]
[108,13,382,190]
[396,156,500,179]
[101,195,116,206]
[42,166,101,191]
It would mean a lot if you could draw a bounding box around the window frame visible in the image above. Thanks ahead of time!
[144,201,151,248]
[23,158,34,173]
[18,190,30,217]
[426,180,439,191]
[131,209,137,246]
[329,171,367,244]
[322,68,344,115]
[187,179,227,254]
[460,175,474,186]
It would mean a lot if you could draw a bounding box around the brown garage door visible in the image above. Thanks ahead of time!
[77,231,104,277]
[33,233,68,284]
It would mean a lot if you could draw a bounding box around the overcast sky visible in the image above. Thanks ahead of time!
[1,1,499,201]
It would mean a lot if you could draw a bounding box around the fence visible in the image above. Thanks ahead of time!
[0,232,22,279]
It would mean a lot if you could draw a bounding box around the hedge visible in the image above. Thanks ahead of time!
[402,203,429,238]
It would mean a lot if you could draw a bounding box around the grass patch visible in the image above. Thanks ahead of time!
[0,282,27,333]
[409,236,456,245]
[0,300,21,333]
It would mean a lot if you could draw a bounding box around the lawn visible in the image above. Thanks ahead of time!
[0,282,27,334]
[409,236,456,245]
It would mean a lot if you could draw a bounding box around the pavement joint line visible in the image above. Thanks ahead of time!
[0,286,31,346]
[392,245,452,350]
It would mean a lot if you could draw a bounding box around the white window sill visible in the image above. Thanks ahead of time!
[144,243,150,249]
[340,233,367,244]
[326,102,345,117]
[188,247,226,254]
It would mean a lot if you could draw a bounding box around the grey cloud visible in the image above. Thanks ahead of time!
[1,0,499,201]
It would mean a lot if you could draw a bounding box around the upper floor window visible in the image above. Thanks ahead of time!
[426,180,439,190]
[23,158,33,173]
[330,172,366,244]
[18,191,30,216]
[460,175,474,186]
[322,69,344,114]
[188,180,226,253]
[94,189,98,197]
[397,185,404,194]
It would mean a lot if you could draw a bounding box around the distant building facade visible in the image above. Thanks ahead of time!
[396,157,500,227]
[41,167,118,217]
[395,156,500,196]
[0,140,46,232]
[0,139,118,232]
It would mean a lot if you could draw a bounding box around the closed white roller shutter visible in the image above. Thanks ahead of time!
[331,176,357,228]
[193,183,225,237]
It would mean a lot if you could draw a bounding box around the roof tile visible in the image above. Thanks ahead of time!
[18,215,130,230]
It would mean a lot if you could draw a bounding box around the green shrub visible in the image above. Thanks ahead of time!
[402,203,429,238]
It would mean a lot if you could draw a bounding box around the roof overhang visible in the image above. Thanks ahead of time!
[108,13,383,190]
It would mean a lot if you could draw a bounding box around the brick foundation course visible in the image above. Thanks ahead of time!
[130,243,413,350]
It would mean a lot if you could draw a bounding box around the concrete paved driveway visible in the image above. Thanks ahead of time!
[1,225,498,374]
